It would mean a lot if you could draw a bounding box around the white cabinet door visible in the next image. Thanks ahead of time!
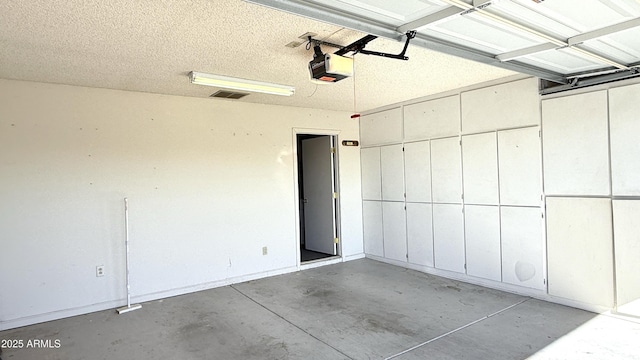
[363,201,384,257]
[404,141,431,203]
[433,204,465,273]
[547,197,614,308]
[612,200,640,309]
[406,203,434,267]
[501,206,544,290]
[465,205,501,282]
[382,202,407,263]
[404,95,460,141]
[498,127,541,206]
[462,78,540,134]
[360,108,403,146]
[360,147,381,201]
[380,144,405,202]
[462,133,499,205]
[431,137,462,204]
[542,91,610,196]
[610,84,640,196]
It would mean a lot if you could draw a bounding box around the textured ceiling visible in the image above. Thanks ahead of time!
[0,0,516,112]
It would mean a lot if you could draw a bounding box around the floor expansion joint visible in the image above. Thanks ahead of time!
[385,298,531,360]
[230,285,356,360]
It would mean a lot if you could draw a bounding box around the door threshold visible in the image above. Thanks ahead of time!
[300,256,342,270]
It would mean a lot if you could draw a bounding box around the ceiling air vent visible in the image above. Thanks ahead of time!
[210,90,249,99]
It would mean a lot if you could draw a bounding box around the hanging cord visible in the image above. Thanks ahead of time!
[351,56,360,118]
[353,56,357,113]
[307,83,318,97]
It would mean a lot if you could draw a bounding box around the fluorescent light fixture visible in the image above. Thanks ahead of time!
[190,71,295,96]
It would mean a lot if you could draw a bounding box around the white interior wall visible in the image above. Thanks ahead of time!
[0,79,363,330]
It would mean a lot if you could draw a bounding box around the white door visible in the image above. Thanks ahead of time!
[302,136,337,255]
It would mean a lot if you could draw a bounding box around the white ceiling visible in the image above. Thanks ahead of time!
[0,0,517,112]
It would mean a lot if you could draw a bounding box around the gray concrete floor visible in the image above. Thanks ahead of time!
[1,259,639,359]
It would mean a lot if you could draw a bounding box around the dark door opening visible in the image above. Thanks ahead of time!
[297,134,340,263]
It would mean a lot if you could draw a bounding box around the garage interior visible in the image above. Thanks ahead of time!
[1,0,640,359]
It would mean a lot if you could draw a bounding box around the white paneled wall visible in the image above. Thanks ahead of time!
[362,201,384,257]
[546,198,614,308]
[404,141,431,203]
[360,77,545,296]
[431,137,463,204]
[612,200,640,308]
[609,84,640,196]
[497,127,541,206]
[433,204,465,273]
[406,203,434,267]
[542,91,610,196]
[360,107,403,146]
[464,205,501,281]
[404,95,460,140]
[500,206,544,290]
[382,202,407,263]
[541,82,640,311]
[462,133,499,205]
[360,147,381,200]
[461,78,540,134]
[361,77,640,312]
[380,144,405,202]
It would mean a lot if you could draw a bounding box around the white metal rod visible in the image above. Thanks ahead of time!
[124,197,131,308]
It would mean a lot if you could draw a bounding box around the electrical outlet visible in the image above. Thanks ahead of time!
[262,246,268,256]
[96,265,105,277]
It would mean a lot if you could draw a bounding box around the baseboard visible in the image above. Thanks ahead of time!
[344,253,366,261]
[364,254,612,314]
[1,265,300,331]
[0,300,122,331]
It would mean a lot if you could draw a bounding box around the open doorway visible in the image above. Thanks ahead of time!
[296,134,340,263]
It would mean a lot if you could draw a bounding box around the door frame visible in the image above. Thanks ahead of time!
[292,128,343,268]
